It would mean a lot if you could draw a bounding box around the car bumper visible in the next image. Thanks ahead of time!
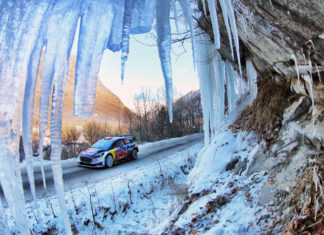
[77,161,105,168]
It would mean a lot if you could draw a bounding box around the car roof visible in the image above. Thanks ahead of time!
[103,137,124,141]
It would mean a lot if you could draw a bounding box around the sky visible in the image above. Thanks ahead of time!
[71,11,200,111]
[98,33,199,110]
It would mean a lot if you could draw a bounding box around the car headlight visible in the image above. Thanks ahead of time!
[93,152,105,159]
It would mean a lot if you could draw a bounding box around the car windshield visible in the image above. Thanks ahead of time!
[92,139,114,150]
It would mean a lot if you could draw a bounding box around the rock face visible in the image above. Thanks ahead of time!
[198,0,324,80]
[234,0,324,76]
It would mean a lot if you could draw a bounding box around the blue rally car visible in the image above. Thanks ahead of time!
[77,136,139,168]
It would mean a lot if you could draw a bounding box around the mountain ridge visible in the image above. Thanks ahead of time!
[33,54,131,127]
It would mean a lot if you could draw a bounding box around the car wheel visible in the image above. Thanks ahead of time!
[105,155,114,168]
[131,150,138,160]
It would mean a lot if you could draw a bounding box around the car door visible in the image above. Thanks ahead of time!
[114,140,127,161]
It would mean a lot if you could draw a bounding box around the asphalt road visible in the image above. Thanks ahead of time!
[17,133,203,202]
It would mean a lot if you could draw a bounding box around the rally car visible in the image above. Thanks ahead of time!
[77,136,139,168]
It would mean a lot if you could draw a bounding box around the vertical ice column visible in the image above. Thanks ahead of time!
[219,0,234,59]
[291,54,300,82]
[225,61,237,113]
[196,35,212,145]
[22,28,46,203]
[121,0,135,83]
[246,59,258,100]
[172,0,180,34]
[202,0,207,16]
[156,0,173,122]
[38,0,69,190]
[195,34,226,143]
[131,0,156,34]
[48,1,81,234]
[213,52,225,126]
[107,0,125,52]
[74,0,114,117]
[207,0,220,48]
[179,0,197,66]
[0,1,52,234]
[37,1,81,234]
[224,0,242,75]
[0,195,9,234]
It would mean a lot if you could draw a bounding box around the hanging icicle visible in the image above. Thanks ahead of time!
[156,0,173,123]
[207,0,220,48]
[121,0,135,83]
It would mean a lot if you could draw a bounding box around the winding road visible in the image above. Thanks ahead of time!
[18,133,203,202]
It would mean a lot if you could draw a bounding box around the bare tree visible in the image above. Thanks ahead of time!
[82,121,104,145]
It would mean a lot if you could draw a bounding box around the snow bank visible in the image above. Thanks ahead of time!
[189,129,259,193]
[12,142,203,234]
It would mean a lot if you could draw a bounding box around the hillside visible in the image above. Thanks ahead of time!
[33,54,131,127]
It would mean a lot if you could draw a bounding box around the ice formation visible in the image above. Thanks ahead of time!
[156,0,173,123]
[179,0,196,66]
[207,0,221,48]
[172,0,180,34]
[246,59,258,99]
[121,0,135,83]
[291,54,301,82]
[0,0,246,233]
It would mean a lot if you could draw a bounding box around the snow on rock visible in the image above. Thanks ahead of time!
[189,129,259,193]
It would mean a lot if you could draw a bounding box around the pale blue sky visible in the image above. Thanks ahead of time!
[72,16,199,111]
[98,33,199,110]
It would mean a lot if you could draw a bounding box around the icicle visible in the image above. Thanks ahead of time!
[207,0,220,48]
[179,0,196,67]
[0,195,9,235]
[107,0,125,52]
[22,28,46,206]
[225,0,242,75]
[291,54,300,82]
[74,0,114,117]
[202,0,207,16]
[315,64,322,82]
[307,58,316,132]
[156,0,173,123]
[130,0,156,34]
[196,34,212,145]
[121,0,135,83]
[172,0,180,34]
[38,6,63,190]
[225,61,237,113]
[214,52,225,125]
[219,0,234,59]
[47,3,80,235]
[0,0,53,233]
[246,59,258,99]
[303,74,315,133]
[37,1,81,234]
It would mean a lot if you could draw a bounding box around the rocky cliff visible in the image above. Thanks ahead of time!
[195,0,324,234]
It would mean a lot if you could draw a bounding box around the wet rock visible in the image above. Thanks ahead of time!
[225,157,240,171]
[284,96,311,123]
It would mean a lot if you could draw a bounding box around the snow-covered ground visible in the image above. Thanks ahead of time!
[13,141,202,234]
[9,128,271,234]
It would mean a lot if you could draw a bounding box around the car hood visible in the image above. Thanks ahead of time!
[80,148,105,157]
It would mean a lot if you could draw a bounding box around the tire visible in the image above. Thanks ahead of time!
[105,155,114,168]
[131,150,138,160]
